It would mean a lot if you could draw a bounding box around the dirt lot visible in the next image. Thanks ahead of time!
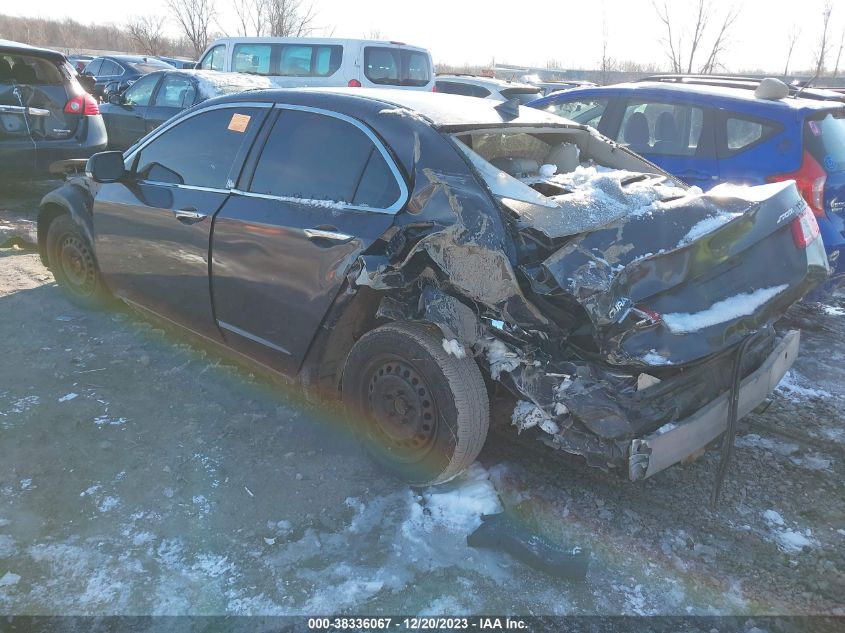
[1,183,844,616]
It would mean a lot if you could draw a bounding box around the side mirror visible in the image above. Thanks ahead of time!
[86,151,125,183]
[108,93,124,105]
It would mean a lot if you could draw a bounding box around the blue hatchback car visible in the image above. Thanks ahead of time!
[529,77,845,279]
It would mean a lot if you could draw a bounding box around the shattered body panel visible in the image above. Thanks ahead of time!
[344,96,827,476]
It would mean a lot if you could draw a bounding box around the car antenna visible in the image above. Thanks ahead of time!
[494,97,520,121]
[794,72,819,99]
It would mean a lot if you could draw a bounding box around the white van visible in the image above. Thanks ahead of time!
[196,37,435,91]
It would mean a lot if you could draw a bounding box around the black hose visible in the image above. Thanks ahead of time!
[710,333,759,509]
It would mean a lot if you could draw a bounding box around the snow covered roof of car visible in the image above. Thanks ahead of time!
[284,87,575,128]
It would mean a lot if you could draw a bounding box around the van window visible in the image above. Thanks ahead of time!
[364,47,431,87]
[249,109,400,208]
[233,44,272,75]
[199,45,226,71]
[232,43,342,77]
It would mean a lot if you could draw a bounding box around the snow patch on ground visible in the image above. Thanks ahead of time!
[662,285,788,334]
[58,392,78,402]
[736,434,833,471]
[776,370,832,402]
[441,338,466,359]
[414,463,503,533]
[762,510,817,553]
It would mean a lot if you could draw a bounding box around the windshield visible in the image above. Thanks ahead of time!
[804,110,845,173]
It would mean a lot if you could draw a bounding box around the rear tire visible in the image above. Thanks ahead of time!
[342,321,489,486]
[46,214,110,308]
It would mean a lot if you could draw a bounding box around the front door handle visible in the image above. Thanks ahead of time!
[173,207,208,223]
[304,227,354,243]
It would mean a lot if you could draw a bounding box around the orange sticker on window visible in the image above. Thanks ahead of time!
[228,113,251,133]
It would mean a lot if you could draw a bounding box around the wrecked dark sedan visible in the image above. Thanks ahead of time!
[37,88,829,486]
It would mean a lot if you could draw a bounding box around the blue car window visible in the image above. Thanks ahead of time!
[543,99,609,127]
[726,117,775,151]
[618,101,703,156]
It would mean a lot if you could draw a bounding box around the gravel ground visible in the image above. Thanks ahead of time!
[1,185,844,617]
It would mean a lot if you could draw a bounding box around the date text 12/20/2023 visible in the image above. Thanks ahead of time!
[307,617,528,629]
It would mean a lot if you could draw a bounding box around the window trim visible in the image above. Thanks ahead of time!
[124,101,274,193]
[235,103,408,215]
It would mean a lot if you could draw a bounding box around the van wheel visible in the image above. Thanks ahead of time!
[342,321,489,486]
[46,214,110,308]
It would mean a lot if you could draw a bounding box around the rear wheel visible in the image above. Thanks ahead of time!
[342,321,489,485]
[46,214,110,308]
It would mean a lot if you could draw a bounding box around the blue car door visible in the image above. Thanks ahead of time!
[614,96,720,189]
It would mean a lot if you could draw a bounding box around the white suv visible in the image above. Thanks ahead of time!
[434,75,542,103]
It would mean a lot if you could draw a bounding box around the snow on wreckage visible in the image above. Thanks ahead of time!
[345,92,828,481]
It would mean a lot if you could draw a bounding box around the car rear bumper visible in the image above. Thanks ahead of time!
[0,115,107,176]
[627,329,800,480]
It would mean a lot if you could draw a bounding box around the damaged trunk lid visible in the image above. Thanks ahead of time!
[461,147,829,367]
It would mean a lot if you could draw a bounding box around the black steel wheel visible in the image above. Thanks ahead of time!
[46,214,110,308]
[342,321,489,485]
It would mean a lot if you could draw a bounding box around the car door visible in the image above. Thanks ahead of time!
[211,105,407,374]
[93,103,270,341]
[145,73,197,134]
[102,73,161,150]
[615,97,719,188]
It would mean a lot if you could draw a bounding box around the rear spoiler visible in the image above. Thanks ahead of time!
[49,158,88,176]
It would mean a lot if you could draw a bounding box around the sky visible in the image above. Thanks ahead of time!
[7,0,843,73]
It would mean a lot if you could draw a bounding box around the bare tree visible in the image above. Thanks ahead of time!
[813,1,834,77]
[783,25,802,78]
[126,15,167,55]
[165,0,217,57]
[599,14,616,84]
[233,0,266,36]
[264,0,317,37]
[833,28,845,78]
[652,0,740,74]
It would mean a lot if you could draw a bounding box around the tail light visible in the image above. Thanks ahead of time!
[64,93,99,115]
[347,79,362,87]
[791,205,821,248]
[432,84,438,92]
[767,150,827,217]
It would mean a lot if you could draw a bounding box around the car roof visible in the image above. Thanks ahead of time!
[99,55,172,64]
[551,81,845,113]
[207,37,429,52]
[436,75,540,91]
[213,87,573,128]
[0,39,66,62]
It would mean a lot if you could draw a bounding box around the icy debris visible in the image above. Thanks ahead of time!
[19,479,32,490]
[654,422,678,436]
[94,415,128,426]
[441,338,466,359]
[776,371,832,401]
[0,534,16,558]
[539,163,558,178]
[762,510,817,553]
[677,212,739,246]
[738,434,832,470]
[80,484,101,497]
[640,350,673,366]
[485,339,520,379]
[414,463,502,533]
[511,401,551,433]
[58,392,78,402]
[662,285,788,334]
[0,572,20,587]
[97,496,120,513]
[379,107,429,124]
[7,396,39,415]
[821,303,845,316]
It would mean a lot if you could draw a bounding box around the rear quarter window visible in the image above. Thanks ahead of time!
[718,115,780,156]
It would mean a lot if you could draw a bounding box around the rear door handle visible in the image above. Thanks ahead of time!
[173,207,208,223]
[304,227,354,243]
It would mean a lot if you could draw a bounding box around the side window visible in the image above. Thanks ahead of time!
[123,74,160,106]
[473,86,492,98]
[154,75,197,108]
[199,45,226,71]
[135,107,260,188]
[725,116,776,152]
[436,81,475,97]
[278,45,342,77]
[99,60,118,76]
[617,100,704,156]
[83,58,102,75]
[545,99,609,127]
[249,109,400,208]
[233,44,272,74]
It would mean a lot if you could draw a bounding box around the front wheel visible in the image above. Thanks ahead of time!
[46,214,111,308]
[342,321,489,486]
